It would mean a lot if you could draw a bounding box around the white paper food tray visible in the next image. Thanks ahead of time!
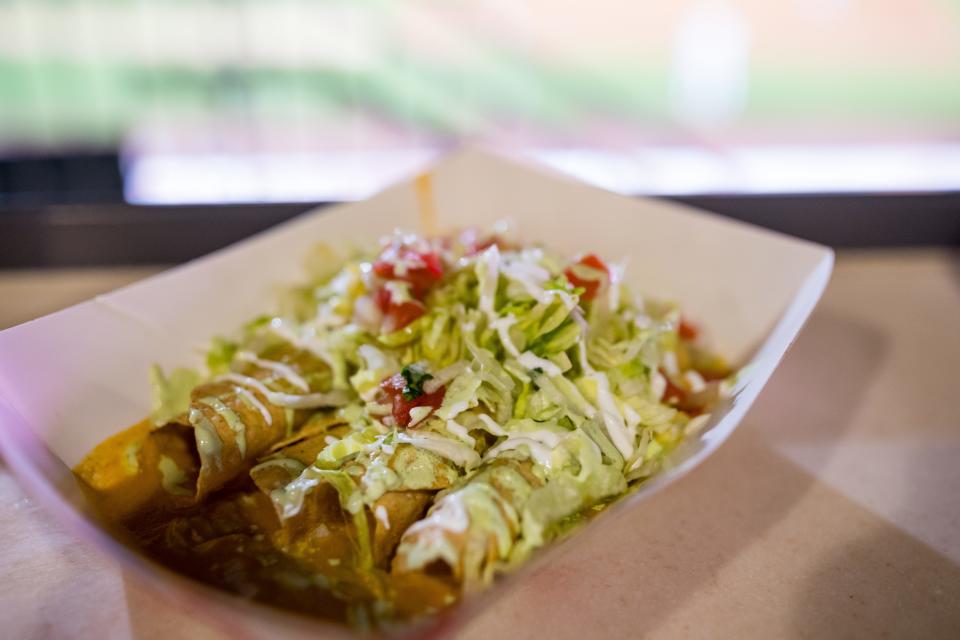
[0,150,832,638]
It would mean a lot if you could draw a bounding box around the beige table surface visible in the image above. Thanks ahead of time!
[1,249,958,639]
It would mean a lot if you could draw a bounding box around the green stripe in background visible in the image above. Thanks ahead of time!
[1,56,959,146]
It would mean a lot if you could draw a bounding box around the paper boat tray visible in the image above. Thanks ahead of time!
[0,150,832,638]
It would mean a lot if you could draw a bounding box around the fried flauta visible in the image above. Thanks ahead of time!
[253,430,461,571]
[392,459,541,587]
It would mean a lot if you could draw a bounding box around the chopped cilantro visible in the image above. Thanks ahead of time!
[400,364,433,400]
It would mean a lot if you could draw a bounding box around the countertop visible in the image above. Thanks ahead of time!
[1,249,958,639]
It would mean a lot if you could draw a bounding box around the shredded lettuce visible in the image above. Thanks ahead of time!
[349,344,398,400]
[436,370,482,420]
[149,365,200,427]
[144,228,727,596]
[515,427,626,557]
[315,427,381,469]
[205,337,237,377]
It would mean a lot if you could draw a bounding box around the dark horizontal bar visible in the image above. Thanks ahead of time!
[0,203,316,267]
[0,152,124,207]
[0,193,957,268]
[671,192,960,248]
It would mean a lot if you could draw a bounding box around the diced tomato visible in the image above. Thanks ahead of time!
[379,373,446,428]
[660,368,713,415]
[660,370,687,407]
[374,249,443,297]
[375,287,422,332]
[564,253,610,301]
[678,317,699,341]
[374,287,392,313]
[385,300,425,334]
[375,286,426,333]
[579,254,609,273]
[385,301,425,333]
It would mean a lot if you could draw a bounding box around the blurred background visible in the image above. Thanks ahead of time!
[1,0,959,265]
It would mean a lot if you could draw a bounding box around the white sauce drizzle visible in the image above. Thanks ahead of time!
[217,373,350,409]
[234,386,273,426]
[394,431,480,470]
[267,320,339,376]
[482,428,563,467]
[374,504,391,531]
[199,396,247,458]
[272,467,322,519]
[403,492,470,536]
[236,351,310,391]
[250,457,306,477]
[483,437,554,467]
[522,429,564,448]
[445,419,476,447]
[477,414,508,437]
[518,351,563,377]
[188,407,222,468]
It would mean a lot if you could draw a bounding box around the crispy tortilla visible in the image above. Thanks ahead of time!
[392,459,540,586]
[252,433,458,571]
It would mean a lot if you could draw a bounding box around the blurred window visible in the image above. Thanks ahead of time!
[1,0,959,201]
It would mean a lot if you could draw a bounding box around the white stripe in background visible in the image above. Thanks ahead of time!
[126,145,960,205]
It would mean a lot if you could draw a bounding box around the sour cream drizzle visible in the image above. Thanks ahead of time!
[404,492,470,536]
[266,321,339,375]
[198,396,247,457]
[484,436,554,467]
[234,386,273,426]
[250,457,307,476]
[217,373,350,410]
[518,351,563,377]
[236,351,310,391]
[374,504,391,531]
[445,419,476,447]
[188,406,222,468]
[394,431,480,470]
